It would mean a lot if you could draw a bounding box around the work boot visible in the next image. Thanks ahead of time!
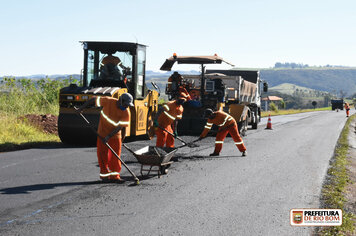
[242,151,247,157]
[110,175,125,184]
[209,152,220,156]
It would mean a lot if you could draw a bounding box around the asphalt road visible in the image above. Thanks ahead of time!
[0,110,353,235]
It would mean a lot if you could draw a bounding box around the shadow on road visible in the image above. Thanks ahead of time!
[0,174,157,194]
[179,155,242,161]
[0,181,101,195]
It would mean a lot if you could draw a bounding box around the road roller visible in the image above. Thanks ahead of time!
[58,41,159,145]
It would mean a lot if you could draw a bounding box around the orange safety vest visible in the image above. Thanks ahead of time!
[200,111,235,138]
[95,97,130,138]
[158,100,183,127]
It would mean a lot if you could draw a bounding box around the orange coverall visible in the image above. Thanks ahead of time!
[167,73,183,92]
[156,100,183,148]
[96,96,130,180]
[344,103,350,117]
[200,111,246,154]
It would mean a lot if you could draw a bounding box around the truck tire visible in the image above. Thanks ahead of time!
[238,119,248,137]
[252,120,258,129]
[251,109,259,129]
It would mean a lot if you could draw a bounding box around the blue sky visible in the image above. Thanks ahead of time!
[1,0,355,76]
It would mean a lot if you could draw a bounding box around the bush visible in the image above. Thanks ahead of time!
[0,77,78,115]
[269,102,278,112]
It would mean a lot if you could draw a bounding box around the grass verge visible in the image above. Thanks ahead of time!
[261,107,331,117]
[316,114,356,235]
[0,112,60,152]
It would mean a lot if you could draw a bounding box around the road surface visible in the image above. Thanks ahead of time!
[0,110,353,235]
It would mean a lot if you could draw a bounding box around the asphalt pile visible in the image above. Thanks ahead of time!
[147,147,169,157]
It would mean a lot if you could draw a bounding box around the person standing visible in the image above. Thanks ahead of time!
[344,102,350,117]
[155,98,185,148]
[77,93,134,182]
[198,108,247,157]
[167,71,183,92]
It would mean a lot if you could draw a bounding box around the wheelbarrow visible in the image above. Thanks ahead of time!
[123,144,178,177]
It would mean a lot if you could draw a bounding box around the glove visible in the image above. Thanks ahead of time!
[197,137,203,141]
[173,131,178,137]
[153,120,159,127]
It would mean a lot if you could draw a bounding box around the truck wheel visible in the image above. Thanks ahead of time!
[251,110,259,129]
[252,121,258,129]
[239,119,248,136]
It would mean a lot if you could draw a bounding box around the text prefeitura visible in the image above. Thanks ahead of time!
[304,211,339,216]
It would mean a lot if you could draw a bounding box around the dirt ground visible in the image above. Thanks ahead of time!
[20,114,58,135]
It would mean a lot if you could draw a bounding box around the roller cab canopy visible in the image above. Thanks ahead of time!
[160,55,234,71]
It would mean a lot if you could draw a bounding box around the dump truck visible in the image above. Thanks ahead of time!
[58,41,159,145]
[331,99,344,110]
[160,54,268,136]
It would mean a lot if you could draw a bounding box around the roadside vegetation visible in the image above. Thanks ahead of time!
[316,114,356,235]
[261,106,330,117]
[0,112,59,152]
[0,77,78,152]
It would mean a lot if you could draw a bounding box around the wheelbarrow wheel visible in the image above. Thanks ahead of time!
[160,166,169,175]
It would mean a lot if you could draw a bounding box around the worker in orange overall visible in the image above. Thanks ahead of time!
[77,93,134,183]
[167,71,183,92]
[100,52,130,81]
[154,98,185,148]
[198,108,247,157]
[101,52,128,70]
[344,102,350,117]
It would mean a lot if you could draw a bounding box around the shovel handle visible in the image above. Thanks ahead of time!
[158,125,187,145]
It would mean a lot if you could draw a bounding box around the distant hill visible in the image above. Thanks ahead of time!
[260,68,356,97]
[269,83,330,96]
[2,68,356,97]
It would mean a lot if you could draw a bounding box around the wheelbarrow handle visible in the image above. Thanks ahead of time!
[122,143,136,155]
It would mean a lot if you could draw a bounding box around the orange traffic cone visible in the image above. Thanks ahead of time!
[265,115,272,130]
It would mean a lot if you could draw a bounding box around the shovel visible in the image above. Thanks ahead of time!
[175,137,205,149]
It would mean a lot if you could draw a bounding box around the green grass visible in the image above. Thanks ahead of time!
[261,107,330,117]
[0,112,60,152]
[269,83,329,96]
[316,114,356,235]
[0,77,72,152]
